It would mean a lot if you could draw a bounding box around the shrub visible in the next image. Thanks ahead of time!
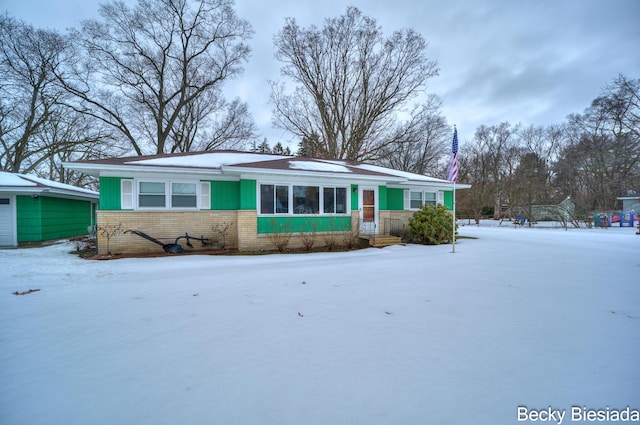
[268,220,292,252]
[299,221,317,251]
[407,204,455,245]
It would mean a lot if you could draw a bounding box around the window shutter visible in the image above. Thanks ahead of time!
[200,181,211,210]
[438,191,444,205]
[403,190,410,210]
[121,179,133,209]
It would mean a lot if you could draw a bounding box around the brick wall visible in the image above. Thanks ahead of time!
[97,210,369,254]
[97,210,238,254]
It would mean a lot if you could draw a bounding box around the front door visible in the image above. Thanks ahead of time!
[359,187,378,234]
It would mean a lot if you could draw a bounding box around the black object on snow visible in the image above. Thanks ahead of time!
[125,230,210,254]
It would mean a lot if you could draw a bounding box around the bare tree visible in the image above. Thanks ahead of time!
[62,0,255,155]
[473,123,521,218]
[271,6,439,161]
[456,139,494,223]
[556,75,640,212]
[377,96,449,175]
[0,15,106,174]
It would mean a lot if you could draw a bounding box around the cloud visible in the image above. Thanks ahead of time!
[4,0,640,146]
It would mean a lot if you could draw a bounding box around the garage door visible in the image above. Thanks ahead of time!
[0,195,16,247]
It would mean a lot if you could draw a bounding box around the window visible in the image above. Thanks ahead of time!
[424,192,436,206]
[410,191,423,209]
[293,186,319,214]
[135,180,202,209]
[139,182,166,207]
[260,184,289,214]
[171,183,197,207]
[407,190,439,209]
[323,187,347,214]
[0,198,9,205]
[259,183,348,215]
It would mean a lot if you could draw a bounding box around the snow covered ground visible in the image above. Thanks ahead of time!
[1,222,638,425]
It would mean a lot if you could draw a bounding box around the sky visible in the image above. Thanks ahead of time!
[2,0,639,148]
[1,223,639,424]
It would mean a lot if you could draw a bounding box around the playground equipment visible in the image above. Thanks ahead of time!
[594,213,612,228]
[594,211,637,228]
[617,211,635,227]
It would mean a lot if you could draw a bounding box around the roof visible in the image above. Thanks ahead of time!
[64,150,469,188]
[0,171,99,199]
[617,194,640,200]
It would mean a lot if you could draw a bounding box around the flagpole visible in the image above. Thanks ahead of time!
[452,180,456,253]
[449,125,458,254]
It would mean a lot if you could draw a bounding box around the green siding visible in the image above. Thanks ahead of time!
[387,188,405,210]
[16,196,93,243]
[16,196,42,241]
[210,181,240,210]
[350,184,358,210]
[378,186,387,210]
[99,177,123,210]
[257,216,352,234]
[443,190,453,210]
[240,179,257,210]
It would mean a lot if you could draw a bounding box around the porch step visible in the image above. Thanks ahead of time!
[359,235,404,248]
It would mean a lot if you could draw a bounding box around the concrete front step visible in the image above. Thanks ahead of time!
[359,235,404,247]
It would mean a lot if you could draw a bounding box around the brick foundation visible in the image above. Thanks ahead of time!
[96,210,366,254]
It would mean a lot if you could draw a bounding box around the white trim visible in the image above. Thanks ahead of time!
[132,178,203,210]
[405,189,438,210]
[200,181,211,210]
[121,179,134,210]
[359,186,378,234]
[256,181,351,217]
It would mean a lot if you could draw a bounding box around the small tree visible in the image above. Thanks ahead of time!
[212,221,233,249]
[408,204,455,245]
[97,222,123,256]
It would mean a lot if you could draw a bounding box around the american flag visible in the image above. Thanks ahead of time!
[448,127,458,183]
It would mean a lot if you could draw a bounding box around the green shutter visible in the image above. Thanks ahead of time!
[99,177,123,210]
[240,179,257,210]
[350,184,358,211]
[443,190,453,210]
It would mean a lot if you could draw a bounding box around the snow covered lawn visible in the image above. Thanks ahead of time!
[1,224,638,425]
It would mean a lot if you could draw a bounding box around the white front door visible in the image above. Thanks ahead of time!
[0,194,17,247]
[359,186,378,234]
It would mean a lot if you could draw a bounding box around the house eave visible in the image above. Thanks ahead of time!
[0,186,99,200]
[63,161,223,177]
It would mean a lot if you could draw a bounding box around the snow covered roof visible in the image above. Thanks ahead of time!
[0,171,98,199]
[64,150,468,188]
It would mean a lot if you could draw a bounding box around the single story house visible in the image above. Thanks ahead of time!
[617,194,640,213]
[0,171,98,248]
[64,151,469,254]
